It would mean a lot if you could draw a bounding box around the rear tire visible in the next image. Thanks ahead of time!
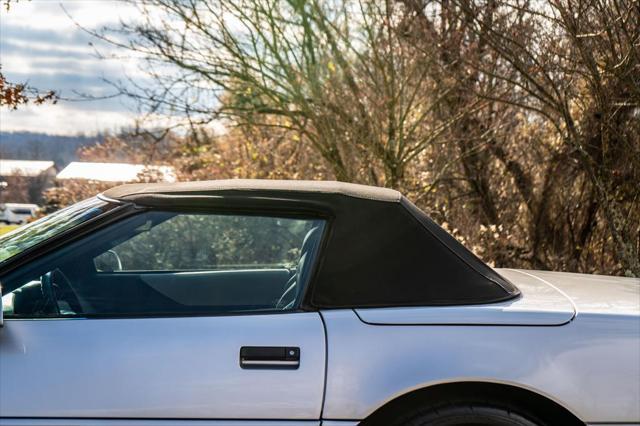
[391,403,544,426]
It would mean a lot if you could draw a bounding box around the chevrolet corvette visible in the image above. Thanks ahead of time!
[0,180,638,426]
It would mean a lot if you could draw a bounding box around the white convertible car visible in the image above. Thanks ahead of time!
[0,180,638,426]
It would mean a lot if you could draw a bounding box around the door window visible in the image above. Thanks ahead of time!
[1,211,325,318]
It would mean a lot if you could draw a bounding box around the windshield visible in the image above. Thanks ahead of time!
[0,197,111,264]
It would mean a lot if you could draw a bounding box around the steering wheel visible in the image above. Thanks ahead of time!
[41,269,82,315]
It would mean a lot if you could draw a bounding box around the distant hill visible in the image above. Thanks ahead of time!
[0,132,102,169]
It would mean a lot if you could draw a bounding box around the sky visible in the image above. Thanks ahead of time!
[0,0,146,135]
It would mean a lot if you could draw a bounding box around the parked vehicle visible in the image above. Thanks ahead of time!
[0,180,638,426]
[0,203,38,225]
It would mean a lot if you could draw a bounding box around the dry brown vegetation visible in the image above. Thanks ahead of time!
[48,0,639,276]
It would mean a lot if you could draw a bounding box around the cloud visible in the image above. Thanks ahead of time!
[0,0,139,32]
[0,23,95,46]
[0,0,145,135]
[0,102,136,135]
[1,39,94,61]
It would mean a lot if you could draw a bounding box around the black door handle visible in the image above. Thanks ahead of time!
[240,346,300,369]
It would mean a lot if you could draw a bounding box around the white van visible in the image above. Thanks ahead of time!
[0,203,38,224]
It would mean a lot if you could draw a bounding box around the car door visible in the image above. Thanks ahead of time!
[0,209,327,424]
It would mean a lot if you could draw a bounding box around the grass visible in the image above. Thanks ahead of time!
[0,225,19,236]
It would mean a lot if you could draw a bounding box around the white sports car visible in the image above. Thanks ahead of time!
[0,180,638,426]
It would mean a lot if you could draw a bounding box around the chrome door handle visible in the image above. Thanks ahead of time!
[240,346,300,369]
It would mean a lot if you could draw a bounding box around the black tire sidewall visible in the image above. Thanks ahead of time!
[393,403,544,426]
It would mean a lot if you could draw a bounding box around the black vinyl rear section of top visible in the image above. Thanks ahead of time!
[305,194,519,308]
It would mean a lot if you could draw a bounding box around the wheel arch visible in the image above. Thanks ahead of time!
[357,381,585,425]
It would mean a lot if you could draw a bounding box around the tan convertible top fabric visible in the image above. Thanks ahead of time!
[97,178,518,308]
[102,179,402,203]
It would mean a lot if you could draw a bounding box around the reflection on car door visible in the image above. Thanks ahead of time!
[0,312,326,422]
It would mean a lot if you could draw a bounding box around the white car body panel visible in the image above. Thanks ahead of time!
[0,422,319,426]
[521,269,640,316]
[0,313,326,420]
[0,420,357,426]
[1,270,638,424]
[322,270,640,424]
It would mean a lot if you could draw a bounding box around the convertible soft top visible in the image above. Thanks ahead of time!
[102,180,519,308]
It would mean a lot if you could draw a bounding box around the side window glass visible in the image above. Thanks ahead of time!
[2,211,325,318]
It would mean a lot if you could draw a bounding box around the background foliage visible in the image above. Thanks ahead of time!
[34,0,640,277]
[103,213,312,271]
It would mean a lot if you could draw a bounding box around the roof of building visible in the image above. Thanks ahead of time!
[103,179,401,202]
[0,159,55,177]
[57,162,176,183]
